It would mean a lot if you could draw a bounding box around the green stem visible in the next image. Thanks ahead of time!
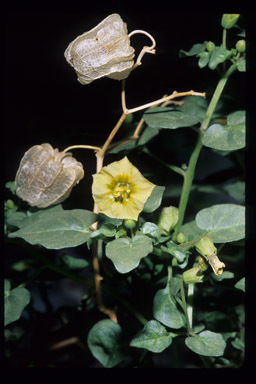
[222,28,227,50]
[179,278,191,333]
[187,283,194,330]
[172,63,237,240]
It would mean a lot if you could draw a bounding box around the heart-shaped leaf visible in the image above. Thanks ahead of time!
[5,280,31,326]
[130,320,173,353]
[105,235,153,273]
[87,319,126,368]
[153,286,185,329]
[185,330,226,357]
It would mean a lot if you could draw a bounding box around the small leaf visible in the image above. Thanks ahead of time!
[5,181,16,194]
[195,204,245,243]
[9,208,98,249]
[87,319,126,368]
[161,241,188,263]
[231,337,245,351]
[237,58,245,72]
[208,47,232,69]
[130,320,173,353]
[143,107,200,129]
[143,185,165,213]
[198,51,210,68]
[153,287,185,329]
[60,255,89,270]
[223,181,245,204]
[185,330,226,357]
[6,211,28,228]
[202,123,245,150]
[105,235,153,273]
[227,110,245,126]
[235,277,245,292]
[211,271,234,281]
[141,222,161,240]
[5,280,31,326]
[179,41,208,57]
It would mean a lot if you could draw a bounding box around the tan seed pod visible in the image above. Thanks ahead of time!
[64,13,135,85]
[15,143,84,208]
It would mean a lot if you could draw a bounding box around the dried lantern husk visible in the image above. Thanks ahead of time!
[15,143,84,208]
[64,13,135,85]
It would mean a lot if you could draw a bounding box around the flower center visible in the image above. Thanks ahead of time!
[113,182,131,203]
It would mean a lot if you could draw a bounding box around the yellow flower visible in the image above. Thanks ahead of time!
[92,157,155,220]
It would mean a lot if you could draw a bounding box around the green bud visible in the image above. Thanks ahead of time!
[236,39,246,53]
[195,236,217,259]
[207,41,216,52]
[183,267,204,284]
[157,206,179,235]
[5,199,15,209]
[124,219,137,229]
[172,257,178,267]
[124,114,133,124]
[221,14,240,29]
[177,232,186,244]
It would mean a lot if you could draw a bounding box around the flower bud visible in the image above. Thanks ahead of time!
[157,206,179,235]
[221,14,240,29]
[183,266,204,284]
[207,41,216,52]
[177,232,186,244]
[124,219,137,229]
[195,236,217,258]
[236,40,246,53]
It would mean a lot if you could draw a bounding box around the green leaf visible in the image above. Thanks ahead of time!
[195,204,245,243]
[6,211,28,228]
[130,320,173,353]
[60,255,89,270]
[227,110,245,126]
[211,271,234,281]
[9,207,98,249]
[198,51,210,68]
[5,181,16,194]
[208,47,232,69]
[235,277,245,292]
[179,41,208,57]
[137,126,159,145]
[143,107,200,129]
[105,235,153,273]
[143,185,165,213]
[185,331,226,357]
[231,337,245,351]
[141,222,161,240]
[87,319,126,368]
[177,95,208,123]
[180,220,207,242]
[5,280,31,326]
[223,181,245,204]
[237,58,245,72]
[161,241,188,263]
[153,286,185,329]
[202,123,245,150]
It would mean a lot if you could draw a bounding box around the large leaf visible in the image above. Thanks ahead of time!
[5,280,31,326]
[9,207,98,249]
[87,319,126,368]
[153,286,185,329]
[105,235,153,273]
[143,185,165,213]
[195,204,245,243]
[202,110,245,151]
[130,320,173,353]
[143,107,200,129]
[185,330,226,357]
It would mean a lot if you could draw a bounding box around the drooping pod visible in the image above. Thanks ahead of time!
[15,143,84,208]
[64,13,135,85]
